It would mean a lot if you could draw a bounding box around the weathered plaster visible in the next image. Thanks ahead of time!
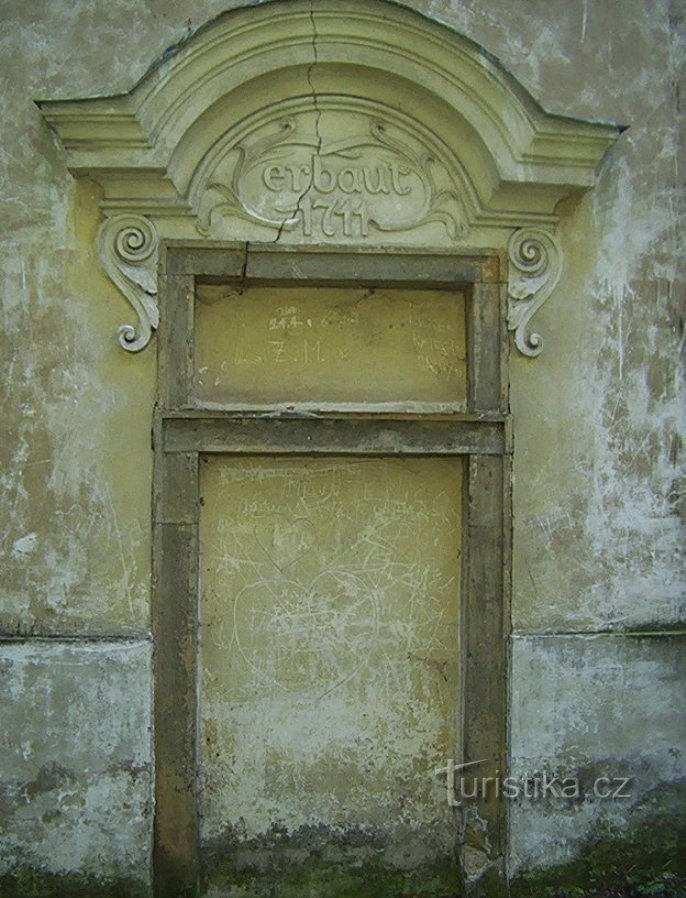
[509,634,686,872]
[510,157,684,632]
[1,178,154,636]
[0,641,153,883]
[0,0,683,892]
[194,283,468,408]
[198,455,462,884]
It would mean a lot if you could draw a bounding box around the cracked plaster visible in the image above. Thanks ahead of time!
[0,0,683,889]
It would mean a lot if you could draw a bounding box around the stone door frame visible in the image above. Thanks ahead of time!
[151,241,512,897]
[35,4,621,893]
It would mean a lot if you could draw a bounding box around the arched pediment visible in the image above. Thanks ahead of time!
[38,0,621,354]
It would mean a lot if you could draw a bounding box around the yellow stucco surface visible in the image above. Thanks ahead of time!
[0,0,683,889]
[195,284,467,408]
[198,455,462,863]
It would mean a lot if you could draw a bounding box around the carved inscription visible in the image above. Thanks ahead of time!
[196,109,466,241]
[261,156,413,237]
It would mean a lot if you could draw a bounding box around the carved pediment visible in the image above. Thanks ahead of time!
[37,0,622,353]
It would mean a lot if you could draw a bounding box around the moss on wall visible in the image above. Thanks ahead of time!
[511,802,686,898]
[0,870,150,898]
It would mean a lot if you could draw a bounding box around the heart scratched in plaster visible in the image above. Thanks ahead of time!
[253,513,317,571]
[230,566,380,698]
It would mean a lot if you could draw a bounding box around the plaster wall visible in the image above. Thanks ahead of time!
[0,0,683,892]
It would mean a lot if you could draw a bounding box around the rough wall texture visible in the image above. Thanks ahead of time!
[0,0,683,894]
[0,642,153,887]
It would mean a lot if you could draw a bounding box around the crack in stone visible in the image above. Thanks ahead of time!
[307,0,323,153]
[274,0,321,244]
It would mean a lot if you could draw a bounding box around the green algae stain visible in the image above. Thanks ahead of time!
[201,854,462,898]
[509,813,686,898]
[0,870,150,898]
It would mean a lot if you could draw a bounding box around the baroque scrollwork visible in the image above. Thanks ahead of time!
[196,113,466,241]
[98,214,159,352]
[507,228,562,357]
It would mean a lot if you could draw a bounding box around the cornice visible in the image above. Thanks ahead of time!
[37,0,622,355]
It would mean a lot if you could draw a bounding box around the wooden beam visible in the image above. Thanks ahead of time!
[161,414,508,457]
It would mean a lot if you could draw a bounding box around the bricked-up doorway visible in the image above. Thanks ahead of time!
[152,243,510,897]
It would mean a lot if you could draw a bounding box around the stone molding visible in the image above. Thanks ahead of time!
[37,0,621,354]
